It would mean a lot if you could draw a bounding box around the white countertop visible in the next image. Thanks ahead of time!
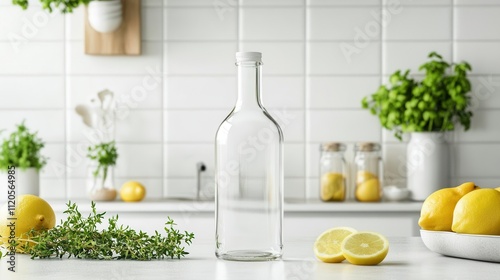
[45,199,422,213]
[1,237,499,280]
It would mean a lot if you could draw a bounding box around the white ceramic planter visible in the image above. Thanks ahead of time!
[87,0,123,33]
[407,132,449,201]
[0,167,40,198]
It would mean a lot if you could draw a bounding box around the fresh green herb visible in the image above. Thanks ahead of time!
[362,52,473,140]
[0,121,47,171]
[12,0,91,13]
[8,201,194,260]
[87,141,118,185]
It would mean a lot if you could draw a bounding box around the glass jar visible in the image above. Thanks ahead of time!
[354,142,382,202]
[87,162,117,201]
[215,52,283,261]
[319,142,347,202]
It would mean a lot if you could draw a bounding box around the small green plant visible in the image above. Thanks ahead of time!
[0,122,47,171]
[1,201,195,260]
[12,0,91,13]
[362,52,473,140]
[87,141,118,185]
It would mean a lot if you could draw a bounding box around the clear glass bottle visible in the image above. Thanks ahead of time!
[353,142,382,202]
[215,52,284,261]
[319,142,347,202]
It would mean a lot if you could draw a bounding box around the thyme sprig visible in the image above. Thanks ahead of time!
[7,201,194,260]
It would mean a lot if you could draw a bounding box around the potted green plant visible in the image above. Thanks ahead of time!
[12,0,122,33]
[0,122,47,196]
[362,52,473,200]
[87,141,118,201]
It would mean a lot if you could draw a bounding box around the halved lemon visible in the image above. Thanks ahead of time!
[341,231,389,265]
[313,227,357,263]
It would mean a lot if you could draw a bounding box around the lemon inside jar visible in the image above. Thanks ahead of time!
[321,172,346,201]
[355,171,381,202]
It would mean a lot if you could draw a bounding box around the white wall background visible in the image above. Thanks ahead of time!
[0,0,499,200]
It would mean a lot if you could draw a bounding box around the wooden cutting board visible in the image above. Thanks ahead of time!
[84,0,141,55]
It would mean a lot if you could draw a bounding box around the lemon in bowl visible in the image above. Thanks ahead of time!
[452,188,500,235]
[119,181,146,202]
[418,182,478,231]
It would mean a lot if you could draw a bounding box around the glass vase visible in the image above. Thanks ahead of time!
[87,163,117,201]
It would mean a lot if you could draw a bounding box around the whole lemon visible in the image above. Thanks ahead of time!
[355,178,381,202]
[0,195,56,252]
[452,189,500,235]
[356,170,377,186]
[418,182,478,231]
[321,172,345,201]
[120,181,146,202]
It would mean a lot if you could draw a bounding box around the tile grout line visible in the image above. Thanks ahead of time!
[162,0,167,199]
[303,0,310,199]
[380,2,384,145]
[63,12,68,200]
[451,0,457,179]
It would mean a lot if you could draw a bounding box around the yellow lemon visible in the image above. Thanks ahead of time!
[495,187,500,192]
[355,178,381,202]
[320,172,345,201]
[313,227,357,263]
[120,181,146,202]
[341,232,389,265]
[356,170,377,186]
[418,182,478,231]
[452,189,500,235]
[0,195,56,252]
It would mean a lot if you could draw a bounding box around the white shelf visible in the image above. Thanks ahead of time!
[47,199,422,214]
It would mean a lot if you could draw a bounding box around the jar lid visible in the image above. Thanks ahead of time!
[320,142,346,152]
[355,142,381,152]
[236,52,262,63]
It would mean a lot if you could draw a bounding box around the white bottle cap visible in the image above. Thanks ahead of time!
[236,52,262,63]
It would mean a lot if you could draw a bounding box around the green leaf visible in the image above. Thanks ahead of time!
[0,121,47,170]
[13,0,92,13]
[360,51,473,139]
[87,142,118,180]
[3,201,195,260]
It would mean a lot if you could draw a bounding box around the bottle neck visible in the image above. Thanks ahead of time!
[235,61,263,111]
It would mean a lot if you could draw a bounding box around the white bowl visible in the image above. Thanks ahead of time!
[383,186,410,201]
[420,230,500,263]
[88,1,122,12]
[88,15,122,33]
[88,5,123,14]
[88,10,122,21]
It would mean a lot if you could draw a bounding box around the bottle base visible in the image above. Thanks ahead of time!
[216,250,282,261]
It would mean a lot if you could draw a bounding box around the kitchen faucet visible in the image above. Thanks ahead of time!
[196,162,206,200]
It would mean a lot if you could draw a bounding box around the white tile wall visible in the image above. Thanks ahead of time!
[307,7,380,41]
[0,42,64,74]
[454,42,500,75]
[165,42,236,75]
[0,76,64,108]
[383,42,452,75]
[239,42,304,75]
[240,8,304,41]
[165,8,237,41]
[1,0,500,200]
[308,42,381,75]
[0,6,64,41]
[383,7,451,40]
